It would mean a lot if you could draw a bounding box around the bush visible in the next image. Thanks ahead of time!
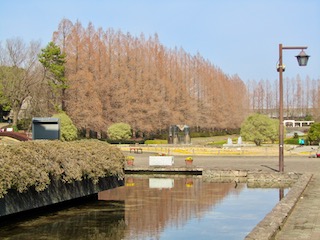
[107,123,131,141]
[0,140,125,198]
[52,112,78,141]
[105,139,145,144]
[285,138,308,145]
[12,125,19,132]
[17,118,32,130]
[189,128,240,138]
[145,139,168,144]
[285,138,299,145]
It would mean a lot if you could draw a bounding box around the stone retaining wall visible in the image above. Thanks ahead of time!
[203,170,301,185]
[247,172,301,183]
[203,169,248,178]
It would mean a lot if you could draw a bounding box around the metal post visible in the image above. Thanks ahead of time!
[278,44,308,173]
[279,44,284,172]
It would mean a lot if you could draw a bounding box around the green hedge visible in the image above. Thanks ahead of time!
[145,139,168,144]
[105,139,145,144]
[0,140,125,198]
[190,129,240,138]
[284,138,309,145]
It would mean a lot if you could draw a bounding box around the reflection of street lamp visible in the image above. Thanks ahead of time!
[278,44,310,172]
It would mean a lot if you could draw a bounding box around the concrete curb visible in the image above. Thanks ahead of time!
[245,173,312,240]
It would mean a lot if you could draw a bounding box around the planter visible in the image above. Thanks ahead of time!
[185,157,193,166]
[126,156,135,166]
[126,159,134,166]
[185,160,193,166]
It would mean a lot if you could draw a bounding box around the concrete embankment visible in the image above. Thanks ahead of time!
[0,176,124,219]
[245,173,312,239]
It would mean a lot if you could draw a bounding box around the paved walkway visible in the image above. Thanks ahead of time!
[275,174,320,240]
[127,152,320,239]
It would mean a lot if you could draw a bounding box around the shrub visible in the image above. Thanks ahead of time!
[17,118,32,130]
[107,123,131,140]
[12,125,19,132]
[0,140,125,198]
[285,138,299,145]
[52,112,78,141]
[105,139,145,144]
[145,139,168,144]
[285,138,308,145]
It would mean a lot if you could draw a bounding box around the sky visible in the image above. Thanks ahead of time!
[1,0,319,82]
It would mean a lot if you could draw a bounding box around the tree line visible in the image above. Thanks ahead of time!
[0,18,318,138]
[247,76,320,120]
[52,18,248,137]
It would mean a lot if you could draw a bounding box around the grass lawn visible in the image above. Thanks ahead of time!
[191,134,239,146]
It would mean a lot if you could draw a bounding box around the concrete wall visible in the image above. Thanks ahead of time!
[0,176,124,218]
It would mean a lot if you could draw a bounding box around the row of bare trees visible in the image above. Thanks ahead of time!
[52,19,248,136]
[247,76,320,120]
[2,18,318,137]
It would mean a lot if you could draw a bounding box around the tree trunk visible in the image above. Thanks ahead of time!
[12,108,19,127]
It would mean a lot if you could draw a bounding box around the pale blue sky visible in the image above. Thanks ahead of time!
[1,0,319,82]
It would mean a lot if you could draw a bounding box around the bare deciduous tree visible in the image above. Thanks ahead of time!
[0,38,42,126]
[52,19,248,136]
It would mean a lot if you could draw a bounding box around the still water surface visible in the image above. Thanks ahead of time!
[0,176,287,240]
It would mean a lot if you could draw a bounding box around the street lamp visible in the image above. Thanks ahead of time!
[278,44,310,172]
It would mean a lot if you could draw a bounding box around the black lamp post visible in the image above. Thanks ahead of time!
[278,44,310,173]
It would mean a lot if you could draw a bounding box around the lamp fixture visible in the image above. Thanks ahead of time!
[296,50,310,66]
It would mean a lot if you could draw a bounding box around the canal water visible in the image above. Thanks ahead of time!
[0,175,288,240]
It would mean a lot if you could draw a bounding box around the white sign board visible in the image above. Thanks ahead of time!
[149,156,174,166]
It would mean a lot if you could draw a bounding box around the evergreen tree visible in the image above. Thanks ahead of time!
[39,42,67,111]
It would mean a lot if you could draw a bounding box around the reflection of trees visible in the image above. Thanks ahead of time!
[0,201,126,240]
[99,176,244,239]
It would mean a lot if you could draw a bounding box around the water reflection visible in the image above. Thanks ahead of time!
[279,188,285,200]
[99,176,244,240]
[0,201,126,239]
[0,176,287,240]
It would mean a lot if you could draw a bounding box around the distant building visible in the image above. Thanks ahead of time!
[283,120,314,127]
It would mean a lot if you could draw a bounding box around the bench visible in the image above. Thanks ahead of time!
[130,147,143,154]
